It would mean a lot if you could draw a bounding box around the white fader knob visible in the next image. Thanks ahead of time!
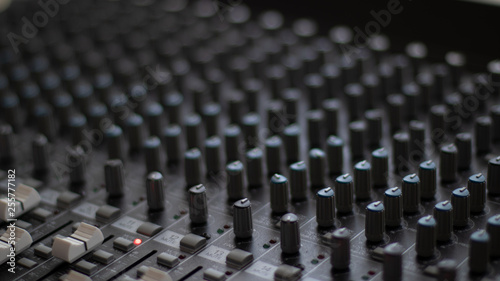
[52,222,104,263]
[0,183,41,221]
[0,226,33,263]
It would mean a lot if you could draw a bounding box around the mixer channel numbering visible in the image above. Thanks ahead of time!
[0,0,499,280]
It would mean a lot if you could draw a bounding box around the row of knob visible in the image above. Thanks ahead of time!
[4,99,500,171]
[103,152,494,217]
[4,117,500,199]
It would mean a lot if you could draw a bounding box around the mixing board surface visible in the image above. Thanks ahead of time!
[0,0,499,280]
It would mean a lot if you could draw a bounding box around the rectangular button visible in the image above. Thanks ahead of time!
[92,250,115,265]
[157,252,179,268]
[57,191,81,208]
[204,268,227,281]
[113,237,134,252]
[18,258,37,269]
[137,222,163,237]
[32,208,52,222]
[74,260,98,275]
[34,244,52,259]
[179,234,206,254]
[95,205,120,222]
[226,249,253,269]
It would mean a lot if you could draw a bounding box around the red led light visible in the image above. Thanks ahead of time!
[134,238,142,245]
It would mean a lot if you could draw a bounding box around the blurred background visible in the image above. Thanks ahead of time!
[248,0,500,72]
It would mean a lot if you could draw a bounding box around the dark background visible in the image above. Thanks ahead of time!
[249,0,500,72]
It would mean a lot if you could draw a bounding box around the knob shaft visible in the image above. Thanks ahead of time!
[365,201,385,242]
[189,184,208,224]
[331,227,351,271]
[233,198,253,239]
[469,230,490,274]
[146,172,165,211]
[270,174,289,214]
[280,213,300,254]
[451,187,470,227]
[416,215,436,258]
[316,187,335,228]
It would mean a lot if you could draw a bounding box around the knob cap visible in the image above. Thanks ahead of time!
[227,161,245,201]
[144,136,163,175]
[233,198,253,239]
[455,133,471,171]
[438,259,457,281]
[402,173,420,213]
[331,227,351,271]
[146,172,165,211]
[280,213,300,254]
[451,187,470,227]
[419,160,436,200]
[32,134,50,173]
[104,159,124,197]
[383,243,404,281]
[440,144,458,183]
[265,136,283,175]
[487,214,500,258]
[469,230,490,274]
[384,187,403,227]
[316,187,335,227]
[354,160,371,200]
[309,148,326,188]
[487,156,500,196]
[185,148,203,187]
[189,184,208,224]
[416,215,436,258]
[467,173,486,213]
[270,174,289,214]
[365,201,385,242]
[68,146,86,185]
[283,124,300,164]
[246,148,264,187]
[434,201,453,242]
[335,174,353,214]
[105,125,124,161]
[290,161,308,201]
[205,136,222,175]
[371,148,389,187]
[326,135,344,176]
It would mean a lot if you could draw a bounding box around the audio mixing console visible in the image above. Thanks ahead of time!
[0,0,499,280]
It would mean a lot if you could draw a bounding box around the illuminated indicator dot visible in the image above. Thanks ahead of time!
[133,239,142,245]
[217,229,224,234]
[311,259,318,264]
[263,244,270,249]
